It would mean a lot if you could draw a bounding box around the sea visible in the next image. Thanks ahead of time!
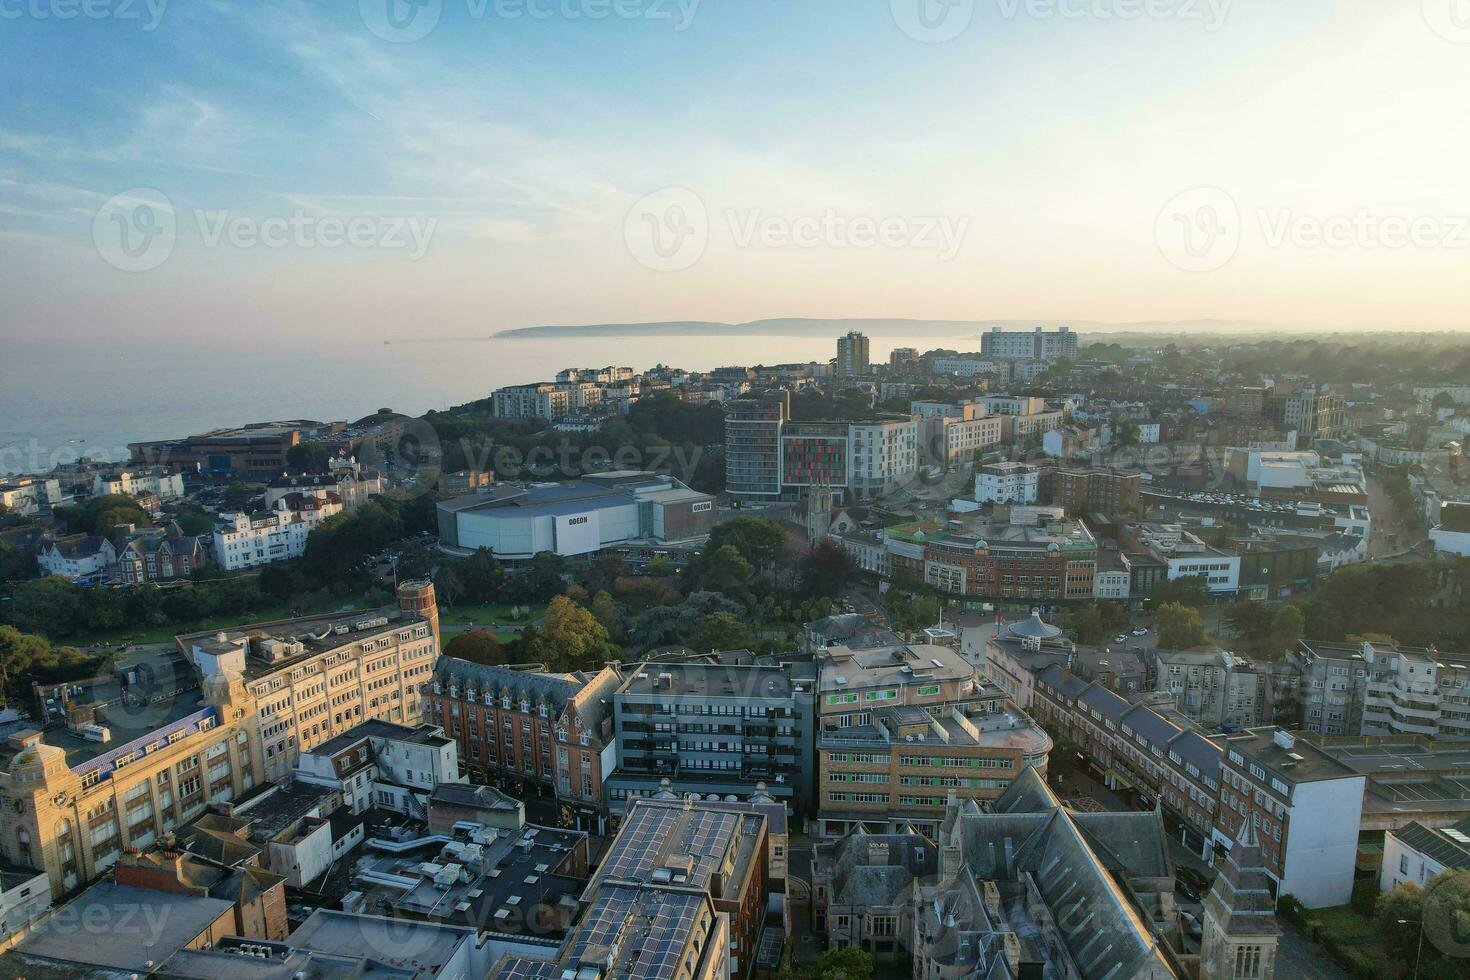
[0,331,977,476]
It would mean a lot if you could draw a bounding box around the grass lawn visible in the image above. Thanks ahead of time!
[439,602,547,628]
[1300,904,1408,979]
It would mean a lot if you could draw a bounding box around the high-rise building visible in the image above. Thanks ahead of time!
[724,390,789,498]
[888,347,918,372]
[836,331,870,377]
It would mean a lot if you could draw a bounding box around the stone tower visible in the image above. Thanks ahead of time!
[397,578,440,651]
[804,486,834,544]
[1200,816,1281,980]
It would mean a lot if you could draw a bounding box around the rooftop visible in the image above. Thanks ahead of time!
[818,642,973,694]
[1221,728,1360,788]
[619,662,798,700]
[16,882,234,973]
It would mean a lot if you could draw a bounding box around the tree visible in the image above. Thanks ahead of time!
[645,555,676,578]
[690,544,755,606]
[799,540,857,598]
[55,494,151,535]
[1269,605,1305,658]
[1152,575,1210,607]
[629,591,743,649]
[286,442,332,473]
[1157,601,1206,650]
[579,552,630,595]
[885,575,941,635]
[444,630,508,665]
[588,591,624,641]
[504,551,567,604]
[691,612,754,652]
[1225,602,1274,656]
[814,946,874,980]
[533,595,612,671]
[0,541,37,583]
[222,481,255,511]
[458,548,503,603]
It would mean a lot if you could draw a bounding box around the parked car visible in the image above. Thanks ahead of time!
[1176,867,1212,902]
[1131,626,1149,636]
[1113,634,1128,644]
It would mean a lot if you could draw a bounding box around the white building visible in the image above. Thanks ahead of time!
[1092,568,1131,599]
[1379,819,1470,893]
[36,535,117,579]
[0,477,61,517]
[1430,504,1470,556]
[974,462,1038,504]
[848,419,918,497]
[930,356,1001,378]
[1134,523,1241,594]
[213,491,343,570]
[92,468,186,502]
[492,383,573,420]
[295,719,462,818]
[0,859,51,944]
[980,325,1077,361]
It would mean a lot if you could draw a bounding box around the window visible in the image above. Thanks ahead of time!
[1233,945,1262,979]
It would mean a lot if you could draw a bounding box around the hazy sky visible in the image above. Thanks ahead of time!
[2,0,1468,345]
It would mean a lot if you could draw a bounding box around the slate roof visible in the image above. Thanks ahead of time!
[1389,818,1470,872]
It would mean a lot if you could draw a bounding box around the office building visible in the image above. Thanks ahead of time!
[725,390,790,498]
[836,330,870,377]
[815,642,1050,837]
[1054,467,1142,514]
[882,514,1097,600]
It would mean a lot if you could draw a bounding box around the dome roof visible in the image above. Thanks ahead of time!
[1006,609,1063,640]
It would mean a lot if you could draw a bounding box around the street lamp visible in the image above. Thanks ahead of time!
[1396,917,1426,980]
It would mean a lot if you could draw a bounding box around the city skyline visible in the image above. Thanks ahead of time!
[2,2,1469,346]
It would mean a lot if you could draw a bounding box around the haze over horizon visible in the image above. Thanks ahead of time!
[3,2,1469,345]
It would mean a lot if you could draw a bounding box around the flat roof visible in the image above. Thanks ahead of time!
[1222,728,1358,786]
[287,909,472,974]
[18,882,234,972]
[818,643,972,693]
[620,663,796,700]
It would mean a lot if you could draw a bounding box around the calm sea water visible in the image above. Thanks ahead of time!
[0,332,974,475]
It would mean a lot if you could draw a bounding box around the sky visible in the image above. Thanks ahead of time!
[1,0,1469,346]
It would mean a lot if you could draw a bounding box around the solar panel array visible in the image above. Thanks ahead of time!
[598,804,741,890]
[491,955,561,980]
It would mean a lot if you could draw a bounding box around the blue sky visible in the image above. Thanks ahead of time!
[2,1,1468,344]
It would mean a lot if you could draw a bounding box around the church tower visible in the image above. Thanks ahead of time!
[1200,816,1282,980]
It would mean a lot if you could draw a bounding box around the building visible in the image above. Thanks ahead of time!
[491,382,574,420]
[1123,523,1241,596]
[815,641,1050,837]
[130,421,325,481]
[428,659,620,832]
[1214,728,1365,907]
[974,462,1038,504]
[605,661,815,816]
[1200,817,1283,980]
[177,581,440,780]
[293,718,459,823]
[437,471,715,559]
[116,522,207,584]
[1152,649,1264,730]
[848,418,918,498]
[264,463,382,512]
[836,330,870,377]
[725,390,790,498]
[1379,816,1470,892]
[490,797,772,980]
[0,857,49,945]
[35,533,117,579]
[883,514,1097,601]
[1054,467,1142,514]
[1430,501,1470,557]
[888,347,918,372]
[780,422,851,492]
[212,491,343,570]
[1289,639,1470,740]
[92,466,187,502]
[980,325,1079,362]
[812,768,1185,978]
[114,846,288,941]
[0,663,265,897]
[1282,386,1346,440]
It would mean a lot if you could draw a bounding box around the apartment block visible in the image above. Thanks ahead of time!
[1152,649,1265,730]
[212,491,343,570]
[815,642,1050,837]
[491,382,573,420]
[1289,639,1470,739]
[884,514,1096,600]
[836,330,870,377]
[974,461,1038,504]
[606,661,815,816]
[725,390,789,498]
[428,658,620,832]
[92,467,187,502]
[1054,467,1142,514]
[178,581,440,781]
[980,325,1078,361]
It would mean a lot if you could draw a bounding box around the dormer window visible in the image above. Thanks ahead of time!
[502,696,512,709]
